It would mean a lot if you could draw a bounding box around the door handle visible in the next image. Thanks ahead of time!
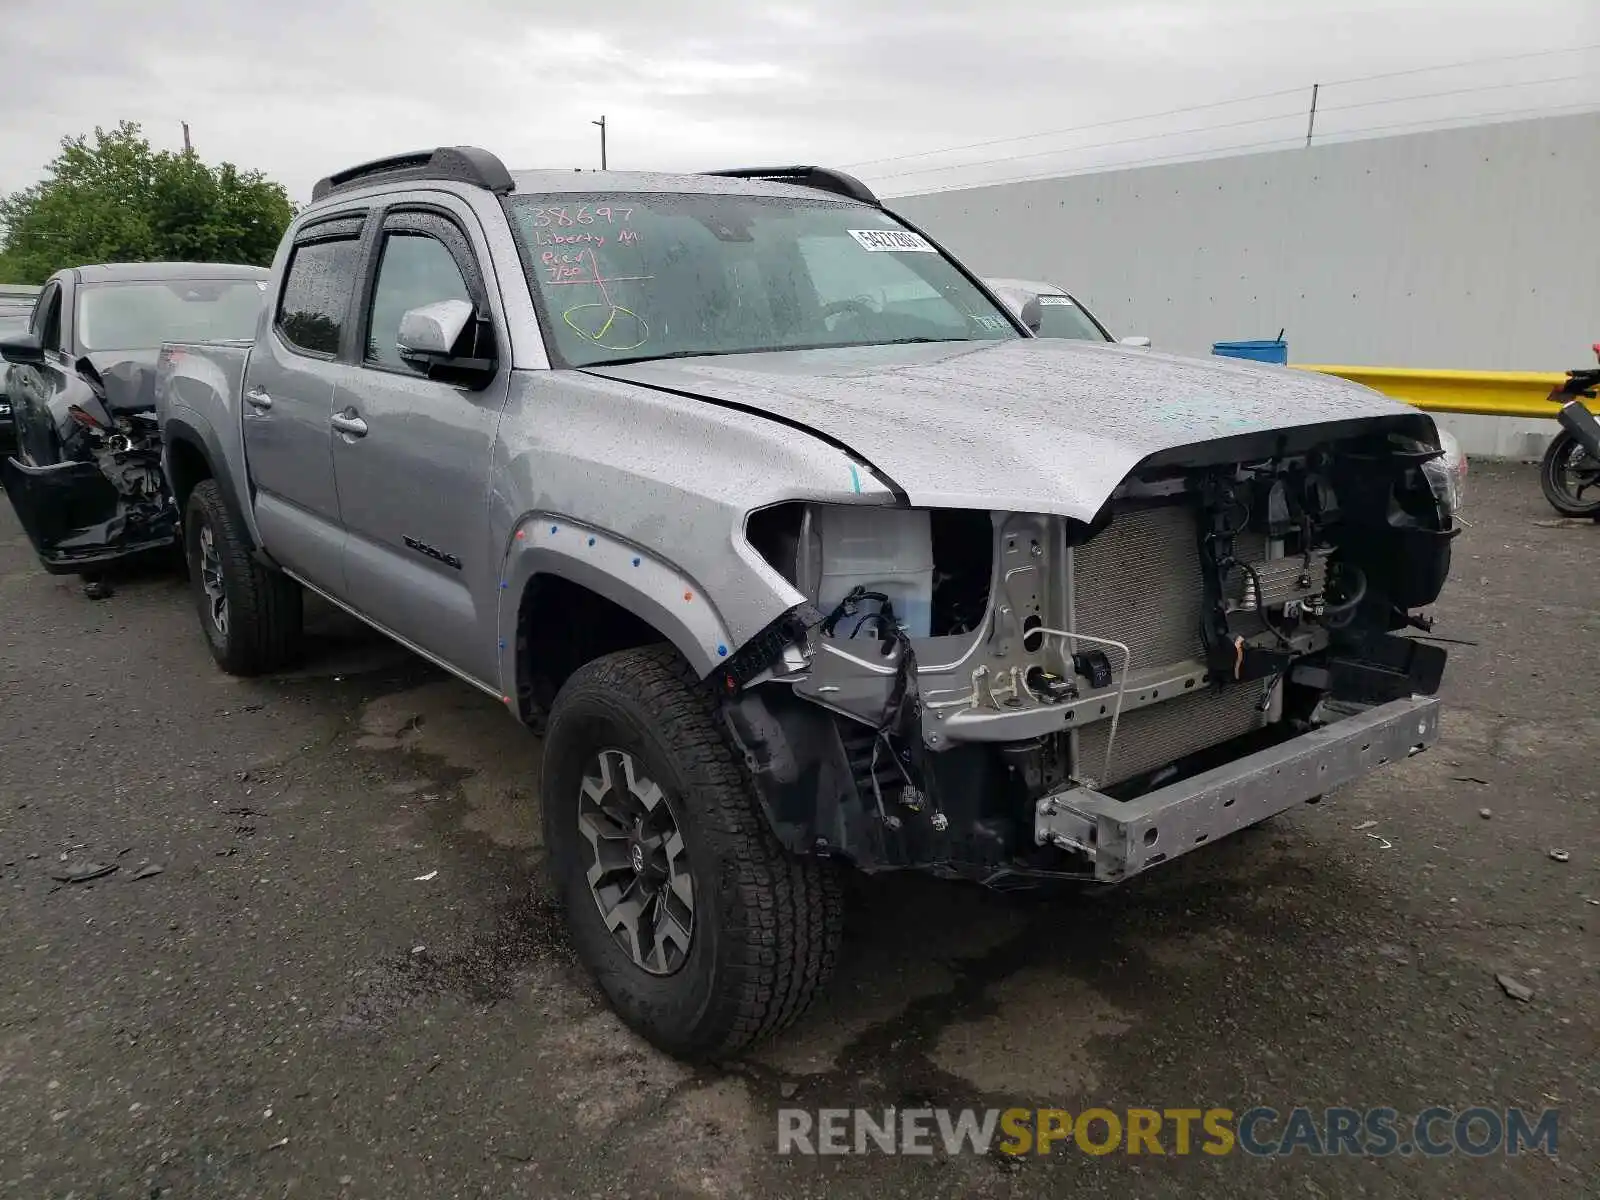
[330,410,369,438]
[244,388,273,411]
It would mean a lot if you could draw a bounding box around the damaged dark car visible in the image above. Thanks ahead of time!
[0,263,269,590]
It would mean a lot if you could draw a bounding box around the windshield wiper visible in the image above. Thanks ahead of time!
[583,349,748,368]
[866,337,978,346]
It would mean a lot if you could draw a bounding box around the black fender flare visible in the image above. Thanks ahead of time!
[161,411,259,553]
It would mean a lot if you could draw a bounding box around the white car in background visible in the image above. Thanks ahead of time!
[983,277,1150,348]
[983,277,1467,509]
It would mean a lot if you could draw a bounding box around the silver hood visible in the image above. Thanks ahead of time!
[586,338,1429,520]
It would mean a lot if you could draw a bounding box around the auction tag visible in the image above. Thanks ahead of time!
[1038,295,1076,306]
[847,228,937,252]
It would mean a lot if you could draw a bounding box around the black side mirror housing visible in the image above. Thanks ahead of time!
[0,331,45,366]
[1018,296,1043,335]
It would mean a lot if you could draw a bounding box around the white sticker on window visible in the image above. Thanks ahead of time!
[256,280,268,292]
[1037,295,1075,306]
[847,228,937,253]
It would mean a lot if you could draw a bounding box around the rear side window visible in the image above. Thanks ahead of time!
[276,238,360,356]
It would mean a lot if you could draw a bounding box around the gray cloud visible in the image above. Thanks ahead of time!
[1,0,1595,204]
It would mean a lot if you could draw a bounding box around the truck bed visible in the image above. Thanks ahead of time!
[155,339,258,543]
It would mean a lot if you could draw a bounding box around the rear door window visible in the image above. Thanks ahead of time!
[276,237,361,357]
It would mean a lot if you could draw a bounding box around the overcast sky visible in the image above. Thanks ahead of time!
[2,0,1596,203]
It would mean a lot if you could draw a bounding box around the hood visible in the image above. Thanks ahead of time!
[585,339,1428,520]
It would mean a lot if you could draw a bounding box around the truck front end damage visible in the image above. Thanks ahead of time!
[727,421,1454,887]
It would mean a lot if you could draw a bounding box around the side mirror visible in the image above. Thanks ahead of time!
[0,331,45,366]
[397,299,475,360]
[396,298,494,382]
[1018,296,1043,334]
[1119,335,1151,349]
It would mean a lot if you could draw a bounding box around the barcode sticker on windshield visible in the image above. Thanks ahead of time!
[1038,295,1075,306]
[848,229,937,253]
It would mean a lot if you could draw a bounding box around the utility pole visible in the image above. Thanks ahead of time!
[182,121,192,153]
[1304,84,1319,147]
[592,115,607,170]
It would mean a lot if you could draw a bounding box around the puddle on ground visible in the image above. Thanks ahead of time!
[931,968,1133,1098]
[756,957,960,1077]
[356,682,544,848]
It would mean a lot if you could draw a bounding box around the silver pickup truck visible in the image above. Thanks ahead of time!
[155,146,1457,1060]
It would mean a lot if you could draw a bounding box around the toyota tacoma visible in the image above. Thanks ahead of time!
[154,147,1456,1059]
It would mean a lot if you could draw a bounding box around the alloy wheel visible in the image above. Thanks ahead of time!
[577,748,694,975]
[198,522,228,638]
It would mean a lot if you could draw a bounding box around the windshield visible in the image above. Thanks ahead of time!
[507,192,1018,367]
[75,278,266,353]
[1034,294,1110,342]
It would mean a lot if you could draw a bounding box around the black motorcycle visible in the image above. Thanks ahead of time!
[1539,344,1600,519]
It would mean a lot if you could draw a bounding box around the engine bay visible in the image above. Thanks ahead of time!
[733,425,1456,883]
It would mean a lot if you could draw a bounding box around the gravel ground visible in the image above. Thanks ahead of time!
[0,460,1595,1199]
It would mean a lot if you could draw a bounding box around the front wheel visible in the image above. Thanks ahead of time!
[184,480,303,674]
[541,645,844,1059]
[1539,430,1600,517]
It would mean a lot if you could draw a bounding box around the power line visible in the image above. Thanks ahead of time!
[867,108,1306,183]
[880,136,1308,198]
[1319,73,1590,115]
[840,85,1306,171]
[1326,40,1600,88]
[880,99,1600,198]
[844,41,1600,172]
[867,71,1595,187]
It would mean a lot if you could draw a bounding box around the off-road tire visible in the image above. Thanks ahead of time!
[184,479,303,675]
[1539,430,1600,518]
[542,644,845,1059]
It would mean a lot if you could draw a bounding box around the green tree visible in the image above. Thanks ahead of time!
[0,121,294,284]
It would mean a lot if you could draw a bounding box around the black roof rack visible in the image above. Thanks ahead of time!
[310,146,515,203]
[701,166,879,206]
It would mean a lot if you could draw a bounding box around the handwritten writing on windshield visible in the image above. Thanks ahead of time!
[541,246,651,287]
[547,246,653,351]
[534,228,641,250]
[529,205,633,228]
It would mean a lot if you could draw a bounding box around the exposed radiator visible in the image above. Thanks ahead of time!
[1075,680,1271,786]
[1070,502,1273,786]
[1071,503,1207,672]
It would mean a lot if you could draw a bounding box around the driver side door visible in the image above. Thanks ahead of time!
[331,200,512,686]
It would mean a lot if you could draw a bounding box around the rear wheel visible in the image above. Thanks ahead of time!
[541,644,844,1059]
[184,480,303,674]
[1539,430,1600,517]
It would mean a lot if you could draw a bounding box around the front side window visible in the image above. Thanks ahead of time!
[506,192,1018,367]
[277,239,360,356]
[75,279,266,354]
[365,233,473,372]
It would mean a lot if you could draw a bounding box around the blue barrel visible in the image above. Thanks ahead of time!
[1213,338,1287,365]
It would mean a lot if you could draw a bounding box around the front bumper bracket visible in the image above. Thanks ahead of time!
[1035,695,1441,881]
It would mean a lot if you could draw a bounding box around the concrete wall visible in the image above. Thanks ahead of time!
[892,113,1600,459]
